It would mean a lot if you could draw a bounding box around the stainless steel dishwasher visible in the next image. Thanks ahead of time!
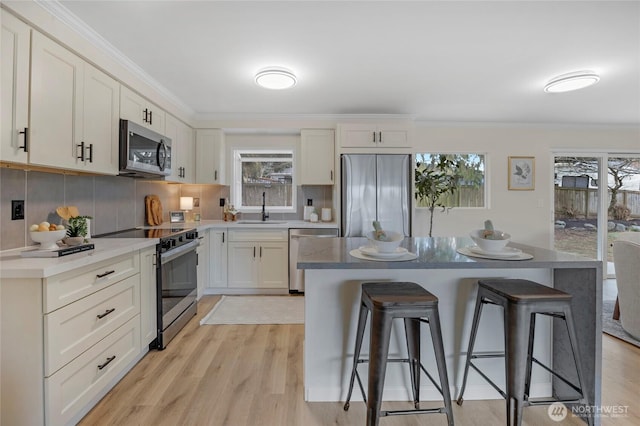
[289,228,338,293]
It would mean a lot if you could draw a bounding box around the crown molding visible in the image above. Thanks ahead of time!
[34,0,194,116]
[193,112,416,122]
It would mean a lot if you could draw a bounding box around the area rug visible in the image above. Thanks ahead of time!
[200,295,304,325]
[602,299,640,348]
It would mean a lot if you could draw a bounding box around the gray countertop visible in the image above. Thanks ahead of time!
[297,236,601,270]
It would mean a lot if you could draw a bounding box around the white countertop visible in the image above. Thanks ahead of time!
[0,238,158,279]
[0,220,339,279]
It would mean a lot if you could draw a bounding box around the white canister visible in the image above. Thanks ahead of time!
[304,205,314,221]
[310,212,319,223]
[321,208,332,222]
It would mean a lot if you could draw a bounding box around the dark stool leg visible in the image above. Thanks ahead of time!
[562,306,594,426]
[523,313,537,401]
[504,304,531,426]
[403,317,421,408]
[457,291,486,405]
[428,305,455,426]
[344,301,369,411]
[366,307,393,426]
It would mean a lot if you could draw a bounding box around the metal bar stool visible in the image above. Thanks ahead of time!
[456,279,593,426]
[343,282,454,426]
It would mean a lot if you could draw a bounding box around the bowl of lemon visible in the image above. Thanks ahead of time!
[29,222,66,250]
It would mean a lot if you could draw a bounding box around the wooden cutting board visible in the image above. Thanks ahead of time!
[145,195,163,226]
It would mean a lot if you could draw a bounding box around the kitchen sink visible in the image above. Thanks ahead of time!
[235,220,287,225]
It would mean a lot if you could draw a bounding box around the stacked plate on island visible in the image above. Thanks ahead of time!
[457,244,533,260]
[350,245,418,261]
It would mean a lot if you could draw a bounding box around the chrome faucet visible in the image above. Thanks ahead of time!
[261,191,269,221]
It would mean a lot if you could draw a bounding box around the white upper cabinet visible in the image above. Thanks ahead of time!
[29,32,119,174]
[339,122,413,149]
[120,85,165,134]
[29,31,84,171]
[1,12,30,164]
[165,114,195,183]
[81,63,120,174]
[195,129,226,184]
[300,129,335,185]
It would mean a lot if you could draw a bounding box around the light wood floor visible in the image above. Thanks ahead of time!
[80,296,640,426]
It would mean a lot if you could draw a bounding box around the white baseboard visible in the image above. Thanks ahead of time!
[203,288,290,296]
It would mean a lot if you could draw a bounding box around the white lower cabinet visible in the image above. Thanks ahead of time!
[227,230,288,289]
[140,246,157,349]
[209,229,227,288]
[0,250,147,425]
[196,229,211,298]
[45,316,141,426]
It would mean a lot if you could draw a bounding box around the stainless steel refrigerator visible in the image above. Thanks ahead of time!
[341,154,411,237]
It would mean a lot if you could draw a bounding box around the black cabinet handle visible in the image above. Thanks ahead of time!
[149,110,153,125]
[253,246,256,258]
[143,108,148,123]
[330,170,333,181]
[372,131,376,143]
[87,143,93,163]
[222,232,225,243]
[260,246,262,258]
[214,170,218,181]
[379,131,382,143]
[96,308,115,319]
[97,355,116,370]
[96,270,115,278]
[18,128,28,152]
[77,141,85,161]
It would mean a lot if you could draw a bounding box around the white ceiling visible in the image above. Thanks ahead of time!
[55,0,640,125]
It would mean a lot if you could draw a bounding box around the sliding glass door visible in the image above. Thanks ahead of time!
[554,156,602,261]
[554,153,640,276]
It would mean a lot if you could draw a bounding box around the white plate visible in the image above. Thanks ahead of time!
[469,246,522,257]
[358,246,408,259]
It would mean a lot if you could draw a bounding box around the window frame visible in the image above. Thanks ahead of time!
[232,148,296,213]
[414,152,488,209]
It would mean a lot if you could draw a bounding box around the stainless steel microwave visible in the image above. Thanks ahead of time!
[119,119,172,178]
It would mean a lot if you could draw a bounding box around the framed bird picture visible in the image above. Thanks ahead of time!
[508,156,535,190]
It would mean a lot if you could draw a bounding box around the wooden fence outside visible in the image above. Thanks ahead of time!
[243,183,293,207]
[554,187,640,219]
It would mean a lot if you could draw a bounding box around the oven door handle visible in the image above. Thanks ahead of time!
[160,240,199,265]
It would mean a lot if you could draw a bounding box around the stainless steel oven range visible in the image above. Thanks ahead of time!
[95,227,199,349]
[156,228,198,349]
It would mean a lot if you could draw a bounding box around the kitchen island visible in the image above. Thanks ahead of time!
[298,236,602,424]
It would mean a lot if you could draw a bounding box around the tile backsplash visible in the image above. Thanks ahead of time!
[0,168,332,250]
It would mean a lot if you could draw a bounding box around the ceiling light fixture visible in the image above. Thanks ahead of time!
[544,70,600,93]
[255,67,297,90]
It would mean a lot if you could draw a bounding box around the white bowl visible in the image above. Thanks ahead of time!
[30,229,67,250]
[470,229,511,253]
[366,231,404,253]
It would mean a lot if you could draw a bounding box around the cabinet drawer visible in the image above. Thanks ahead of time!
[45,253,140,312]
[45,274,140,376]
[228,230,287,242]
[45,316,141,426]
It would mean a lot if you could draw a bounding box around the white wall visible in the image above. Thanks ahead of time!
[412,124,640,248]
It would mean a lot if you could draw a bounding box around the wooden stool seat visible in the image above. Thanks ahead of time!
[478,279,572,303]
[363,282,438,308]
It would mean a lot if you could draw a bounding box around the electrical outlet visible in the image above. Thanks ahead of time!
[12,200,24,220]
[219,198,225,207]
[307,199,313,206]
